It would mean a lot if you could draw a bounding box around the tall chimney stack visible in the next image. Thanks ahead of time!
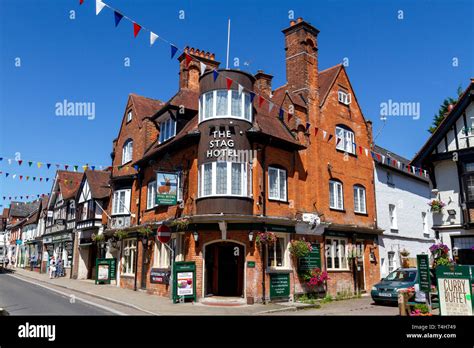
[177,47,220,91]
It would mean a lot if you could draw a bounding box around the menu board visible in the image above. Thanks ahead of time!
[436,266,473,316]
[270,273,290,300]
[298,243,321,271]
[417,254,431,292]
[176,272,194,296]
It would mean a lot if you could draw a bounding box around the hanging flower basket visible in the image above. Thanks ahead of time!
[289,240,313,258]
[400,249,410,257]
[428,199,445,213]
[255,232,277,246]
[429,243,453,267]
[300,267,329,289]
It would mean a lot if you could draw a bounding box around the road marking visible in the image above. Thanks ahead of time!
[6,274,127,315]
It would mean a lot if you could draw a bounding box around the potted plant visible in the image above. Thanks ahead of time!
[255,231,277,247]
[289,239,313,258]
[299,268,329,297]
[170,218,190,232]
[428,199,446,213]
[114,230,128,240]
[429,243,453,267]
[91,233,105,243]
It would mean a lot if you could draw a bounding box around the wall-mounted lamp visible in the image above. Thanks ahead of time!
[447,209,456,216]
[249,231,254,242]
[193,231,199,243]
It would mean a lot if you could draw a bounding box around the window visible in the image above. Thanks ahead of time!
[387,251,396,274]
[81,201,88,221]
[268,167,287,201]
[122,139,133,164]
[126,110,132,122]
[338,90,351,105]
[147,181,156,210]
[422,212,429,237]
[199,162,250,197]
[389,204,397,230]
[112,189,131,215]
[387,171,394,186]
[335,126,355,154]
[326,237,348,270]
[329,180,344,210]
[67,201,75,220]
[159,117,176,143]
[353,185,366,214]
[267,234,289,268]
[122,238,136,276]
[154,240,171,268]
[199,90,253,123]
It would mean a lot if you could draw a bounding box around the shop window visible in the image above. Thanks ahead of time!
[199,89,253,123]
[266,234,289,269]
[159,117,176,143]
[199,162,250,197]
[335,125,355,154]
[353,185,366,214]
[326,237,349,270]
[147,181,156,210]
[112,189,131,215]
[268,167,287,201]
[122,139,133,164]
[122,238,136,276]
[329,180,344,210]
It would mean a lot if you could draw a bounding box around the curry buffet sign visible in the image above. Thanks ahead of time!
[155,172,178,206]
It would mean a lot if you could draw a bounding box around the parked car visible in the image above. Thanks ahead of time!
[371,267,437,304]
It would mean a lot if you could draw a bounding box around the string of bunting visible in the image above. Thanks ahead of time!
[0,171,51,182]
[2,193,50,202]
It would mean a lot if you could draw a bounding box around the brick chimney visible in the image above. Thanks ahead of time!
[282,17,320,104]
[178,47,220,91]
[254,70,273,98]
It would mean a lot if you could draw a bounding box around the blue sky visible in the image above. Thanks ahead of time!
[0,0,473,205]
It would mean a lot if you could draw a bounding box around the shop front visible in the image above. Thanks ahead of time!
[75,229,99,280]
[43,231,74,277]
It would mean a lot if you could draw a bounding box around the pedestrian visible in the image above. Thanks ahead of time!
[49,258,56,279]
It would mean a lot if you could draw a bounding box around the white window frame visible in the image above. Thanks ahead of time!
[389,204,398,230]
[268,167,287,202]
[199,90,252,123]
[338,90,351,105]
[122,238,136,276]
[335,126,355,154]
[147,181,156,210]
[353,185,366,214]
[266,233,290,270]
[126,110,132,122]
[198,162,250,198]
[122,139,133,165]
[422,212,429,237]
[329,180,344,210]
[387,251,396,273]
[326,237,349,271]
[112,189,131,215]
[159,117,176,144]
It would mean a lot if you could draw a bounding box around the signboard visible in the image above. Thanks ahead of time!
[270,273,290,300]
[416,254,431,292]
[436,265,473,316]
[95,258,117,285]
[298,243,321,271]
[150,268,170,284]
[157,225,171,244]
[173,261,196,303]
[155,172,178,206]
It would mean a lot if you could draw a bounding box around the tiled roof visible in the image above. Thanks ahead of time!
[319,64,343,106]
[8,200,41,218]
[129,94,165,127]
[84,170,111,199]
[1,208,9,218]
[57,171,84,200]
[152,88,200,121]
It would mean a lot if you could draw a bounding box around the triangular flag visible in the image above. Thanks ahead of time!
[226,77,233,90]
[18,160,23,166]
[5,173,9,178]
[258,95,265,108]
[82,165,88,171]
[8,159,11,164]
[96,0,106,15]
[359,146,363,155]
[322,130,327,140]
[314,127,319,137]
[47,163,51,169]
[91,166,96,171]
[19,175,23,180]
[238,84,244,95]
[114,11,123,27]
[328,134,333,142]
[65,165,69,170]
[37,162,42,168]
[279,108,284,120]
[150,32,159,46]
[33,177,36,181]
[213,70,219,82]
[40,177,43,182]
[133,23,142,38]
[305,123,310,132]
[12,174,16,179]
[46,178,49,182]
[365,148,369,156]
[133,165,139,171]
[381,155,385,163]
[200,62,207,76]
[249,92,255,103]
[74,165,78,171]
[269,102,274,112]
[336,137,342,146]
[80,0,84,5]
[288,112,293,121]
[28,161,33,167]
[185,53,193,68]
[376,154,381,161]
[170,45,178,59]
[26,176,29,181]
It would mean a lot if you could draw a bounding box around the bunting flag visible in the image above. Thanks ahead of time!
[18,160,23,166]
[322,130,327,140]
[133,165,139,171]
[226,77,233,90]
[47,163,51,169]
[269,102,274,112]
[365,148,369,157]
[288,112,293,121]
[65,165,69,170]
[114,11,123,27]
[80,0,84,5]
[278,108,284,121]
[170,45,178,59]
[37,162,42,169]
[5,173,9,178]
[314,127,319,137]
[213,70,219,82]
[20,175,23,180]
[82,165,88,171]
[74,165,79,172]
[91,166,96,171]
[359,146,363,155]
[258,95,265,108]
[200,62,207,76]
[327,134,333,142]
[150,32,159,46]
[305,122,310,132]
[336,137,342,146]
[185,53,193,68]
[238,84,244,95]
[96,0,106,15]
[28,161,33,167]
[133,22,142,37]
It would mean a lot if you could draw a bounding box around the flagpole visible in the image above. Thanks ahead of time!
[226,19,231,70]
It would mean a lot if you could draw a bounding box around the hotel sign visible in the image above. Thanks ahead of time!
[155,172,178,206]
[436,265,473,316]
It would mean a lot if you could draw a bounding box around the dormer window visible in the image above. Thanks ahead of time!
[159,117,176,143]
[127,110,133,122]
[199,89,252,123]
[338,90,351,105]
[122,139,133,164]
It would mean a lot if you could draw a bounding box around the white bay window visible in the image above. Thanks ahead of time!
[199,89,252,123]
[199,162,251,197]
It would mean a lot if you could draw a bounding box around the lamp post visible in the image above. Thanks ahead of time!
[140,235,149,290]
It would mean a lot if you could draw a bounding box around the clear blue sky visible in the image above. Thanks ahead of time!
[0,0,473,205]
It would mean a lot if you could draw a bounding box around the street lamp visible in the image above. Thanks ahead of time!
[192,231,199,244]
[249,231,254,243]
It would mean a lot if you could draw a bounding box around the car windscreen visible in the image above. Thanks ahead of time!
[385,270,417,282]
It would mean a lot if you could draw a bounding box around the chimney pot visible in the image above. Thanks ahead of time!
[290,20,296,26]
[297,17,303,23]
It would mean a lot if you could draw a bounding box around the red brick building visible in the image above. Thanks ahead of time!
[105,18,381,303]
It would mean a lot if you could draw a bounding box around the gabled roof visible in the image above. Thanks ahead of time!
[411,79,474,166]
[271,85,307,109]
[56,171,84,200]
[319,64,343,106]
[83,170,111,199]
[8,200,41,218]
[129,94,165,127]
[152,88,200,120]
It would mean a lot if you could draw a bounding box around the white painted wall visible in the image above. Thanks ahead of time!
[437,100,474,153]
[432,160,462,227]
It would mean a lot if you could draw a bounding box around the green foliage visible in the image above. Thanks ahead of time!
[137,226,153,238]
[289,240,312,258]
[91,233,105,243]
[413,303,429,314]
[170,218,189,231]
[114,230,129,240]
[428,86,463,133]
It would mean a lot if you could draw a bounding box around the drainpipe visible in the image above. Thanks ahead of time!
[261,143,267,304]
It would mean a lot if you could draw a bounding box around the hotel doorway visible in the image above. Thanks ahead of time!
[204,241,244,297]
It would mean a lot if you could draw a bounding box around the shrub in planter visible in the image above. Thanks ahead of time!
[289,240,313,258]
[91,233,105,243]
[429,243,454,267]
[114,230,128,240]
[170,218,190,232]
[428,199,445,213]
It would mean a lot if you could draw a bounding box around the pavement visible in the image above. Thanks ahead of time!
[3,268,400,316]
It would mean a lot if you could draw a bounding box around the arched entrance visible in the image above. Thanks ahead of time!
[204,241,245,297]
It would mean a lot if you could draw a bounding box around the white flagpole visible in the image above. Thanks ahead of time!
[226,19,231,70]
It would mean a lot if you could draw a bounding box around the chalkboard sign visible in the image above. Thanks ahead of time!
[298,243,321,271]
[270,273,290,300]
[150,268,170,284]
[416,254,431,292]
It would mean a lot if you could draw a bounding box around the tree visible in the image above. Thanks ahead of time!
[428,86,463,133]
